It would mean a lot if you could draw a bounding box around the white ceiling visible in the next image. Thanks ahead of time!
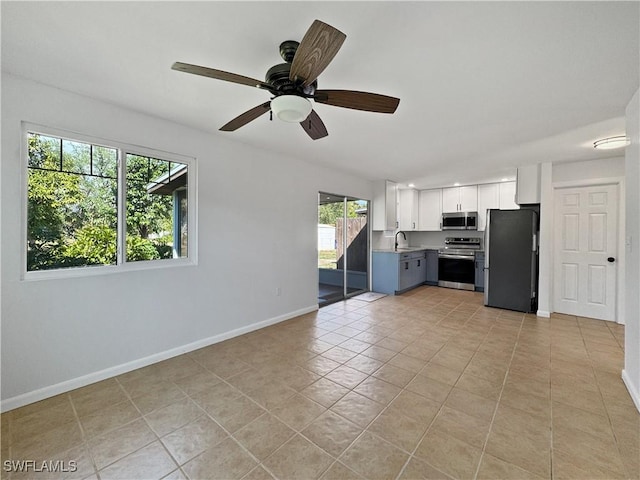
[2,1,638,189]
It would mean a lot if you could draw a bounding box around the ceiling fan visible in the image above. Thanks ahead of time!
[172,20,400,140]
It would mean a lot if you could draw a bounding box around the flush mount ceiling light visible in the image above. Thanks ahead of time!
[270,95,312,123]
[593,135,630,150]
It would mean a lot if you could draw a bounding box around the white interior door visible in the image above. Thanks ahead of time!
[553,184,618,320]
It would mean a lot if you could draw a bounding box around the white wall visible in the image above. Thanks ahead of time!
[537,162,553,317]
[0,74,373,410]
[624,88,640,411]
[553,157,625,183]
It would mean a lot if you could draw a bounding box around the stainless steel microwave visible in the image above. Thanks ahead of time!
[442,211,478,230]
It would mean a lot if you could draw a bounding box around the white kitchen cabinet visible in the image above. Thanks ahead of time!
[499,181,519,209]
[516,164,541,204]
[477,183,499,231]
[372,180,398,231]
[442,185,477,212]
[460,186,478,211]
[441,187,459,213]
[418,189,442,231]
[477,181,519,231]
[398,188,419,231]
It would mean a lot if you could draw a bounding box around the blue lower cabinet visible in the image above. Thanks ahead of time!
[373,250,433,295]
[425,250,439,285]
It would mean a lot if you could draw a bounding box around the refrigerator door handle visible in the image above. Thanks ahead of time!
[484,210,490,306]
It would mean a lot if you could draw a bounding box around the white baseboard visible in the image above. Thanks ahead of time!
[536,310,551,318]
[1,304,318,413]
[622,369,640,414]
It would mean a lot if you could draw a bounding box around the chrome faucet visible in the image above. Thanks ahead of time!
[394,231,407,251]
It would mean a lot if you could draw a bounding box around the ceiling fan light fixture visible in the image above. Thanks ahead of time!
[593,135,629,150]
[271,95,312,123]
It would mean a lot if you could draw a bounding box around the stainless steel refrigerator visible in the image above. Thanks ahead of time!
[484,209,539,313]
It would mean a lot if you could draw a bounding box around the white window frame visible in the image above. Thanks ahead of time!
[21,122,198,281]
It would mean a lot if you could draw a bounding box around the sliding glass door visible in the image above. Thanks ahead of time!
[318,193,369,306]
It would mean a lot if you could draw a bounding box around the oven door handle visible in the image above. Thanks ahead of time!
[438,254,475,260]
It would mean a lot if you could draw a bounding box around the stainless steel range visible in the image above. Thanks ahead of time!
[438,237,481,291]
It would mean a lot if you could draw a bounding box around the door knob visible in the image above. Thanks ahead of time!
[607,257,616,263]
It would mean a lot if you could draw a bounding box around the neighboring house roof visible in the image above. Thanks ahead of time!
[147,164,187,195]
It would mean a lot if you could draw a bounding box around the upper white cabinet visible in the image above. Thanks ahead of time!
[516,164,541,204]
[499,181,519,209]
[477,183,499,231]
[418,189,442,231]
[477,181,519,231]
[442,185,478,213]
[398,188,419,231]
[394,181,517,232]
[373,180,398,231]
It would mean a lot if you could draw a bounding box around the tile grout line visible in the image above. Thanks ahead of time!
[311,294,458,479]
[181,356,283,477]
[574,317,631,479]
[115,376,183,478]
[394,302,504,480]
[67,392,102,480]
[306,307,431,479]
[548,316,555,480]
[183,341,405,480]
[470,312,530,480]
[67,392,107,480]
[3,411,13,480]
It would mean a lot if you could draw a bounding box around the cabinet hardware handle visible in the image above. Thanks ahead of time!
[405,262,409,270]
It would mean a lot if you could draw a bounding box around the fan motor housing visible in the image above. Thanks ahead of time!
[266,63,294,91]
[265,63,316,96]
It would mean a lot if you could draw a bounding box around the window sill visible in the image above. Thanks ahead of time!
[22,257,197,282]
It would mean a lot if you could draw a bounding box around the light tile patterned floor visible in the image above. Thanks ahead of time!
[1,286,638,479]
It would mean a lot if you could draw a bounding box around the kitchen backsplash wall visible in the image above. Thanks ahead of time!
[371,230,485,250]
[409,231,484,249]
[371,231,401,250]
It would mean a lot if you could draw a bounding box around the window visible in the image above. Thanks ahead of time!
[125,154,188,262]
[25,126,194,276]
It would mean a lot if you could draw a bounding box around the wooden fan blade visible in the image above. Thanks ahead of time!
[314,90,400,114]
[172,62,273,91]
[289,20,346,87]
[300,110,328,140]
[220,102,271,131]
